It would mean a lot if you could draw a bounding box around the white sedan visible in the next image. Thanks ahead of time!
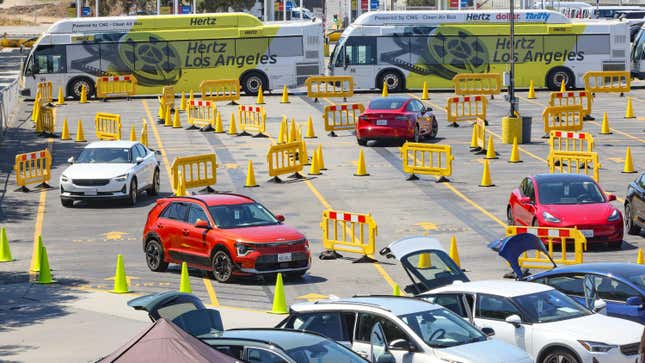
[422,280,642,363]
[60,141,160,207]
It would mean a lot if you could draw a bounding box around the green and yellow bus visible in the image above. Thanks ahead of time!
[20,13,323,98]
[329,10,630,91]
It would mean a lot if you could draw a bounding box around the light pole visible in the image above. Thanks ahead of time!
[508,0,517,117]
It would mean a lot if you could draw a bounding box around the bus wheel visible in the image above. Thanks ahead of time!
[241,72,267,96]
[546,67,574,91]
[68,77,95,100]
[378,70,403,92]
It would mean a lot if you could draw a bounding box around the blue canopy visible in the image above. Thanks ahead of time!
[488,233,555,279]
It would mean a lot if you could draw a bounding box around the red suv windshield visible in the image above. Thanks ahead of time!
[208,203,278,229]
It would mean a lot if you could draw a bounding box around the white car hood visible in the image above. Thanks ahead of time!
[539,313,642,345]
[62,163,133,180]
[435,339,532,363]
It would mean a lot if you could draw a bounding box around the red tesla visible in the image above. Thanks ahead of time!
[507,174,623,248]
[356,96,438,146]
[142,193,310,282]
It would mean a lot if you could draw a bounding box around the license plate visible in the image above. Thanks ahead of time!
[581,229,594,238]
[84,189,97,196]
[277,253,292,262]
[376,119,387,126]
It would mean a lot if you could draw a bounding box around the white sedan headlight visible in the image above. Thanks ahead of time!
[578,340,618,353]
[113,174,128,182]
[61,174,69,183]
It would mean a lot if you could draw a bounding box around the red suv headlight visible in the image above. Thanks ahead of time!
[235,242,254,257]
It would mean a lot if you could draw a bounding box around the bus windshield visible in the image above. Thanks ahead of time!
[329,37,346,69]
[632,28,645,63]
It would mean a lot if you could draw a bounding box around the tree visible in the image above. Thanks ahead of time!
[197,0,256,13]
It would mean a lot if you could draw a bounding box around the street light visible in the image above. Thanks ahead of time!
[508,0,517,117]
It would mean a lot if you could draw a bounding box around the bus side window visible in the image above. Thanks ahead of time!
[334,46,345,67]
[345,37,376,66]
[32,45,66,74]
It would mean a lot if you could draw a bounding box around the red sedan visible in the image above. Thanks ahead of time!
[507,174,623,247]
[356,96,438,146]
[143,193,310,282]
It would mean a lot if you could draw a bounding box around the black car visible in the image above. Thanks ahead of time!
[625,171,645,235]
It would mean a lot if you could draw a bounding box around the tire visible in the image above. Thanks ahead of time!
[412,125,420,143]
[426,117,438,139]
[128,178,138,207]
[211,249,234,283]
[626,202,642,235]
[145,239,168,272]
[541,348,580,363]
[68,77,95,100]
[507,206,514,225]
[241,72,267,96]
[147,168,160,196]
[61,198,74,208]
[546,67,574,91]
[357,137,367,146]
[378,70,403,93]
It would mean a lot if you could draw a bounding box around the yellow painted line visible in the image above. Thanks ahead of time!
[304,180,332,209]
[518,96,546,107]
[588,120,644,143]
[142,99,220,307]
[33,138,54,251]
[486,129,548,163]
[441,183,506,228]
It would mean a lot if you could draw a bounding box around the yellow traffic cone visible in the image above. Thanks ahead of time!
[382,80,389,97]
[111,254,130,293]
[164,106,172,127]
[421,81,429,100]
[309,149,321,175]
[179,261,192,293]
[485,135,498,159]
[228,112,238,135]
[172,109,181,128]
[245,160,259,187]
[469,124,478,149]
[417,253,431,268]
[140,120,148,147]
[479,159,494,187]
[269,272,288,314]
[36,245,54,284]
[0,227,13,262]
[175,172,188,196]
[80,84,88,103]
[214,111,224,133]
[393,284,402,296]
[528,80,536,99]
[559,80,566,93]
[75,120,86,142]
[129,124,136,141]
[622,146,637,173]
[280,85,289,104]
[289,118,297,142]
[509,137,522,163]
[637,248,644,264]
[256,85,265,105]
[157,104,164,121]
[305,116,316,138]
[60,118,71,140]
[354,150,369,176]
[317,144,326,170]
[189,89,194,103]
[56,87,65,105]
[302,140,310,165]
[277,117,286,144]
[449,235,461,268]
[281,117,289,143]
[600,112,612,134]
[179,92,186,111]
[625,96,635,118]
[30,236,43,272]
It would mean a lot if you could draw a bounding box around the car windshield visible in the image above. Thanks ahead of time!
[368,99,405,110]
[513,290,590,323]
[399,308,486,348]
[76,147,131,163]
[537,180,605,204]
[285,340,367,362]
[208,203,278,229]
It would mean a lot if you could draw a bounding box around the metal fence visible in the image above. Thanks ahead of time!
[1,79,19,134]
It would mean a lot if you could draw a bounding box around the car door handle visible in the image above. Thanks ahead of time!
[182,229,189,236]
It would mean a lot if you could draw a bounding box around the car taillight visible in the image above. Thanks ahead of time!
[395,115,409,120]
[358,115,368,121]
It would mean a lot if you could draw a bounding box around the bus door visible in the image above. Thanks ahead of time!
[23,44,67,98]
[333,36,376,86]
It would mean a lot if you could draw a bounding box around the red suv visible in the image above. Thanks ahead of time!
[142,193,311,282]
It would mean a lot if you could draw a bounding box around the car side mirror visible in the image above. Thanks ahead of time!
[481,327,495,337]
[275,214,285,222]
[388,339,416,352]
[519,196,532,204]
[194,220,211,229]
[626,296,643,306]
[376,353,396,363]
[606,194,616,201]
[67,156,74,164]
[593,299,607,313]
[135,157,144,164]
[504,314,522,327]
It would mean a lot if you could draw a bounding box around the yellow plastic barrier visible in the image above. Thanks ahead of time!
[548,91,593,119]
[171,153,217,193]
[187,100,216,131]
[453,73,502,96]
[549,150,601,182]
[37,81,53,104]
[549,131,594,156]
[542,104,584,134]
[94,113,122,140]
[506,225,587,269]
[320,209,377,262]
[35,105,55,135]
[266,140,306,182]
[237,105,267,137]
[14,149,52,192]
[200,79,240,104]
[96,75,137,99]
[583,71,631,95]
[323,103,364,136]
[400,142,454,182]
[305,76,354,102]
[472,118,487,152]
[445,95,487,125]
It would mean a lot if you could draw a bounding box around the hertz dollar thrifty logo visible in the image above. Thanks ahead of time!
[183,40,277,68]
